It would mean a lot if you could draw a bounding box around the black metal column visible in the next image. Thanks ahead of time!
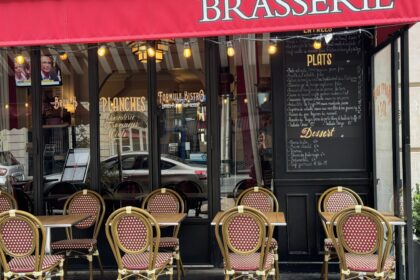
[30,47,43,215]
[401,27,414,280]
[206,38,221,265]
[391,39,403,279]
[88,45,100,192]
[147,50,161,189]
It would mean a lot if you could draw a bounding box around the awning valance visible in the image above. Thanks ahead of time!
[0,0,419,47]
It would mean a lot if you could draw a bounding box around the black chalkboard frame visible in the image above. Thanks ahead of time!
[279,30,370,173]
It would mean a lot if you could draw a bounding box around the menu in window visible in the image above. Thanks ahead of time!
[61,148,90,182]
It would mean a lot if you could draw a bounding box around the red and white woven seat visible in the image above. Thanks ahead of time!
[52,190,106,280]
[142,188,185,280]
[228,252,274,271]
[328,206,396,279]
[154,237,179,248]
[121,252,173,270]
[8,255,64,273]
[345,253,395,273]
[51,238,97,250]
[215,206,276,279]
[318,186,364,280]
[106,207,174,279]
[324,238,335,249]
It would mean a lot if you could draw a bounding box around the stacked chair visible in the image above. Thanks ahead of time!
[142,188,185,280]
[105,206,173,280]
[51,189,105,280]
[214,205,275,280]
[318,186,363,280]
[236,187,280,279]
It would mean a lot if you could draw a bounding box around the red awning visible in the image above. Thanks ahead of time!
[0,0,419,47]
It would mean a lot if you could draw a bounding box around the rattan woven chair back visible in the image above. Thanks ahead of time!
[0,191,17,213]
[214,206,275,279]
[0,210,64,279]
[236,186,279,212]
[328,206,394,279]
[105,206,173,279]
[142,188,184,214]
[63,189,105,239]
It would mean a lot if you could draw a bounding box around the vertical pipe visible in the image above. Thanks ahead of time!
[30,47,43,215]
[391,38,403,278]
[207,37,221,266]
[88,44,100,192]
[147,47,160,189]
[401,27,414,280]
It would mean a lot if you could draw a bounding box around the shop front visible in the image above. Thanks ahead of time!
[0,0,419,279]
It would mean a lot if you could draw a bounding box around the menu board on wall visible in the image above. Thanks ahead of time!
[284,32,366,172]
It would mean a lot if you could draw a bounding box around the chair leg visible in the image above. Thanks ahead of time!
[323,251,330,280]
[274,246,280,280]
[95,252,105,277]
[87,255,93,280]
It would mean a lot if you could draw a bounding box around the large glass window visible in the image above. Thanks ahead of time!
[157,38,208,218]
[0,48,34,212]
[41,45,91,214]
[218,34,273,210]
[98,43,148,207]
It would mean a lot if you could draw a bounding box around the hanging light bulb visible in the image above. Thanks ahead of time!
[4,104,9,109]
[147,46,156,57]
[183,42,192,58]
[244,98,248,104]
[97,45,107,57]
[25,102,29,108]
[268,41,278,55]
[58,51,68,61]
[226,41,235,57]
[313,40,322,50]
[15,54,25,65]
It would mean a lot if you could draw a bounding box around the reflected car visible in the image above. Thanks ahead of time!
[103,152,207,192]
[0,151,25,185]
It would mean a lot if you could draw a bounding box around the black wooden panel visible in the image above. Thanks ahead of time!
[285,194,310,255]
[179,224,211,264]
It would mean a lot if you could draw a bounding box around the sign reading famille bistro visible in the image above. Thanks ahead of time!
[0,0,418,47]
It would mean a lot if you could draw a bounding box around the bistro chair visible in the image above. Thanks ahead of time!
[50,189,105,280]
[328,205,395,280]
[0,191,17,213]
[142,188,185,280]
[214,205,275,280]
[0,209,64,280]
[318,186,363,280]
[236,186,280,279]
[105,206,173,280]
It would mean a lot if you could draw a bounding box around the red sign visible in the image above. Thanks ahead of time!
[0,0,418,46]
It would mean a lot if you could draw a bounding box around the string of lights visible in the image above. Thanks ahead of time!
[12,23,406,65]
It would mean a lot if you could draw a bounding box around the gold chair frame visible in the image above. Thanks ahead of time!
[53,189,105,280]
[105,206,173,280]
[0,210,64,280]
[328,206,395,280]
[215,206,275,280]
[142,188,185,280]
[235,186,280,279]
[318,186,363,280]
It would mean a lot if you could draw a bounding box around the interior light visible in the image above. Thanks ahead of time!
[183,42,192,58]
[244,98,248,104]
[4,104,9,109]
[15,54,25,65]
[147,46,156,57]
[324,33,333,44]
[227,41,235,57]
[313,40,322,50]
[97,45,107,57]
[25,102,29,108]
[268,42,278,55]
[58,51,68,61]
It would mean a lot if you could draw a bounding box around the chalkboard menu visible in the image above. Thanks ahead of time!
[284,32,366,171]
